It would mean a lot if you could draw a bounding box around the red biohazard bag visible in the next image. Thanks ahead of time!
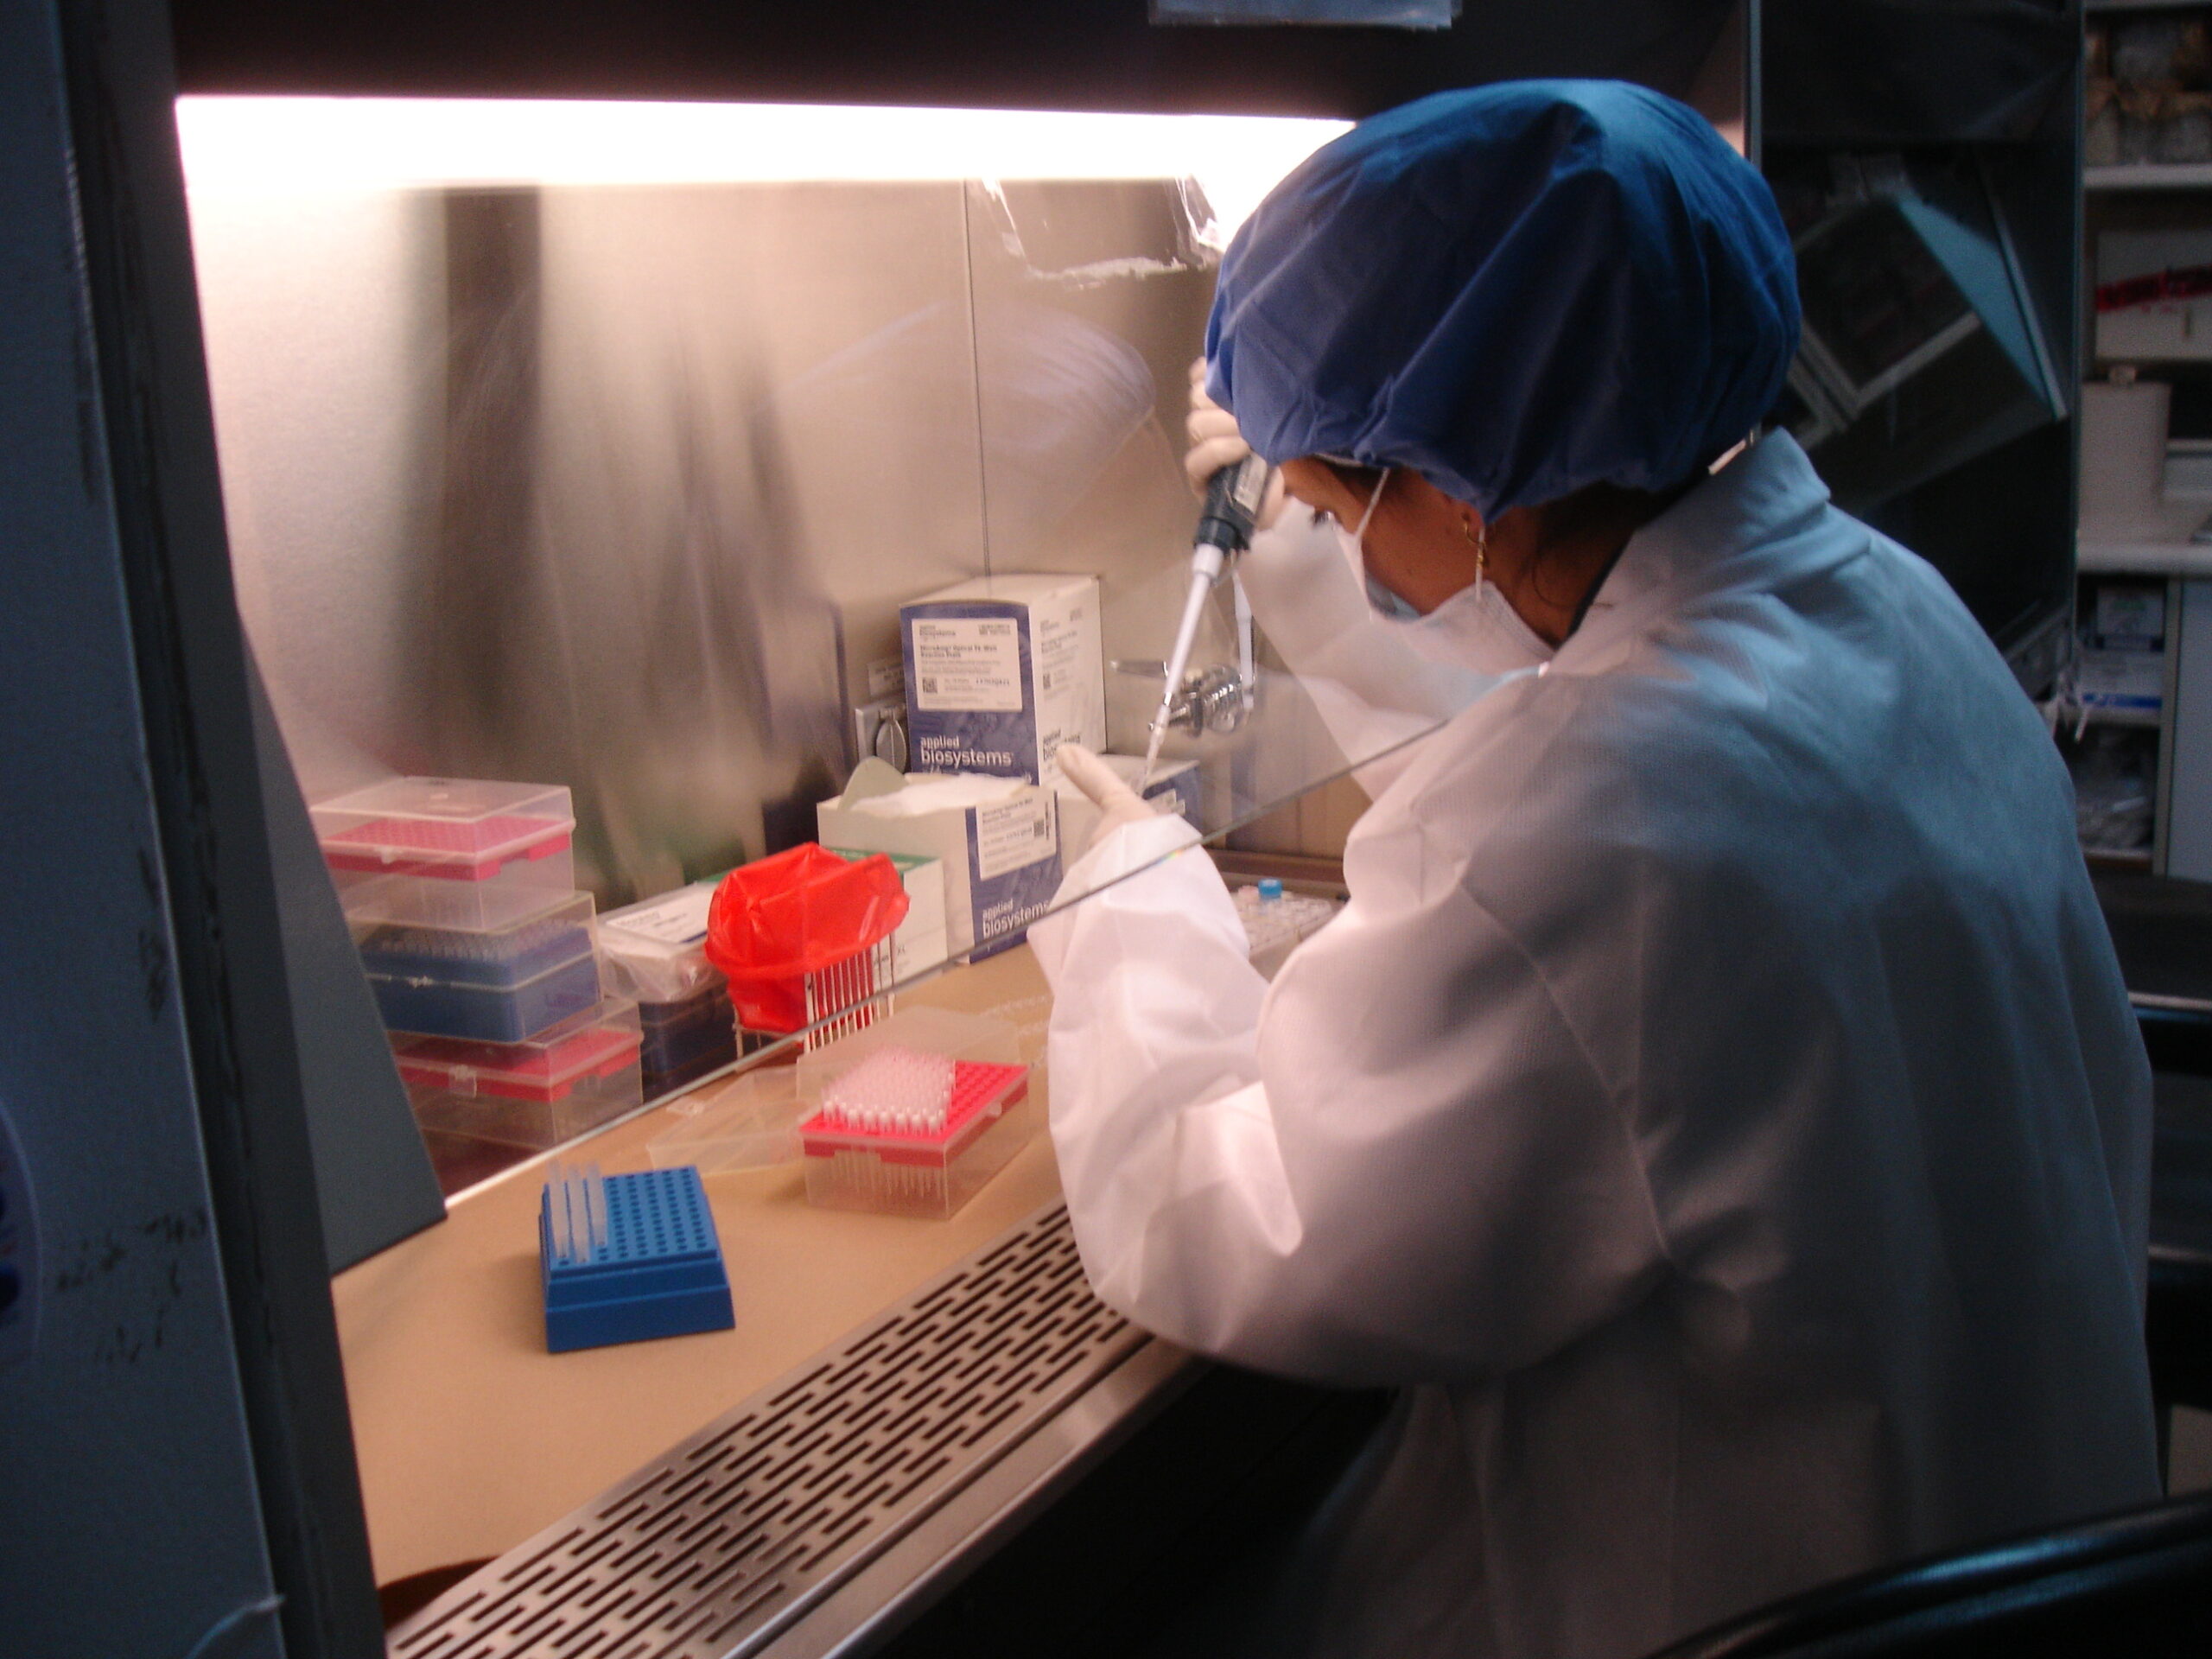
[704,844,910,1035]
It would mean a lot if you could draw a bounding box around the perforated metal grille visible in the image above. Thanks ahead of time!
[390,1203,1137,1658]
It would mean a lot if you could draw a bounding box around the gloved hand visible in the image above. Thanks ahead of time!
[1185,358,1287,530]
[1055,744,1161,841]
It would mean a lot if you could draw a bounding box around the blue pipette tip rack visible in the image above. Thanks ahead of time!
[539,1162,734,1353]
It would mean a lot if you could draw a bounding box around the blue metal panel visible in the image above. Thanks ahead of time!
[0,5,284,1653]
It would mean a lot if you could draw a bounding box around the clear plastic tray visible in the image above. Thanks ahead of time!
[646,1068,808,1174]
[356,893,601,1042]
[396,998,644,1149]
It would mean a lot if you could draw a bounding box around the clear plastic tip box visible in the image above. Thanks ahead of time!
[395,999,643,1149]
[796,1008,1032,1219]
[539,1162,733,1353]
[312,777,576,931]
[353,894,601,1043]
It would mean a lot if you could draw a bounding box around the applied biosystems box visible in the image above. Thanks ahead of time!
[902,575,1104,785]
[817,764,1060,960]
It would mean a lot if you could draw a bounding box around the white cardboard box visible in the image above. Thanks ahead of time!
[817,762,1062,959]
[902,574,1105,786]
[1054,754,1201,864]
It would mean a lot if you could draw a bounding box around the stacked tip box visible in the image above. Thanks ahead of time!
[312,777,644,1149]
[394,1000,645,1150]
[313,776,579,931]
[540,1164,734,1353]
[353,894,601,1043]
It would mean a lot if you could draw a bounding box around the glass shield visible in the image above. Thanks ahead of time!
[179,97,1484,1184]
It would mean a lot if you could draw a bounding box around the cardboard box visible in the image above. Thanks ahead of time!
[902,575,1105,786]
[1054,754,1200,864]
[817,761,1062,959]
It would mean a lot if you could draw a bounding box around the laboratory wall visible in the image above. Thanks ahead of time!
[191,169,1335,905]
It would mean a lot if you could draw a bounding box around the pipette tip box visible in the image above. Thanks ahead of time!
[355,893,601,1043]
[539,1163,734,1353]
[395,999,644,1150]
[798,1053,1032,1219]
[314,777,578,931]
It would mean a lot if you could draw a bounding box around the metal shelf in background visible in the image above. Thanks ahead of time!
[2089,164,2212,193]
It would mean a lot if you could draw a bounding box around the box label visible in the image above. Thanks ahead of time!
[1141,763,1201,824]
[867,655,906,700]
[609,885,715,947]
[2079,650,2164,711]
[973,793,1058,882]
[967,795,1064,955]
[912,616,1024,712]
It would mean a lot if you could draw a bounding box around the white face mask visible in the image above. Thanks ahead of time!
[1390,569,1556,674]
[1330,467,1555,676]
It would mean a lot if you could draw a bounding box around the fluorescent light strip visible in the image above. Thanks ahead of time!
[175,97,1348,235]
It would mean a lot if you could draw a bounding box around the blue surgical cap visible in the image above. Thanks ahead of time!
[1205,80,1800,517]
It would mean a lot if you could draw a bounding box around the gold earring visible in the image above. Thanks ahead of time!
[1465,517,1487,594]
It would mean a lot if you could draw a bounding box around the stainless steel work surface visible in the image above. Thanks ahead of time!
[386,1200,1159,1658]
[336,945,1063,1586]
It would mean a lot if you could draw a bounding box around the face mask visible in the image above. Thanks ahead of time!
[1391,571,1555,675]
[1331,466,1554,675]
[1332,466,1395,604]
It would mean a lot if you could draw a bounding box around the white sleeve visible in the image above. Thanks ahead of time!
[1028,809,1666,1388]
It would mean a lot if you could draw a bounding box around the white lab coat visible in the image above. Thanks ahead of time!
[1029,433,2159,1659]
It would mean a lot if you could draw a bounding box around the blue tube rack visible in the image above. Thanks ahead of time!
[539,1163,733,1353]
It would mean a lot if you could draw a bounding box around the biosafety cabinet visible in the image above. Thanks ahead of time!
[3,4,2081,1656]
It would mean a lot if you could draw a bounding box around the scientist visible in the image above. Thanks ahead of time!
[1037,80,2158,1659]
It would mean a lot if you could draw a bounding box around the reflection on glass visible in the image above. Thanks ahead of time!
[181,98,1488,1192]
[1764,149,2064,514]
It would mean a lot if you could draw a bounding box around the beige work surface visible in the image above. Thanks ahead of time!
[334,948,1064,1587]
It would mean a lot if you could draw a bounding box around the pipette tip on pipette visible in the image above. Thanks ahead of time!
[1139,720,1168,793]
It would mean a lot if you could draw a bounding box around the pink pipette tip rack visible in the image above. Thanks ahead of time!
[798,1047,1032,1219]
[320,812,573,881]
[311,778,576,886]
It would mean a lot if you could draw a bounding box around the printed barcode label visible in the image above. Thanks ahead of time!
[912,616,1023,712]
[974,794,1057,881]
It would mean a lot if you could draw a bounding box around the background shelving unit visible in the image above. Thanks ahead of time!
[2078,4,2212,872]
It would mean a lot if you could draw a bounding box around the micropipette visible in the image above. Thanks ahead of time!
[1144,454,1270,785]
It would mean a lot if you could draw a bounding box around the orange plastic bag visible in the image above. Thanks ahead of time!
[705,845,910,1034]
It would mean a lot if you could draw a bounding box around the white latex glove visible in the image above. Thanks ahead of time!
[1056,744,1161,841]
[1185,358,1287,530]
